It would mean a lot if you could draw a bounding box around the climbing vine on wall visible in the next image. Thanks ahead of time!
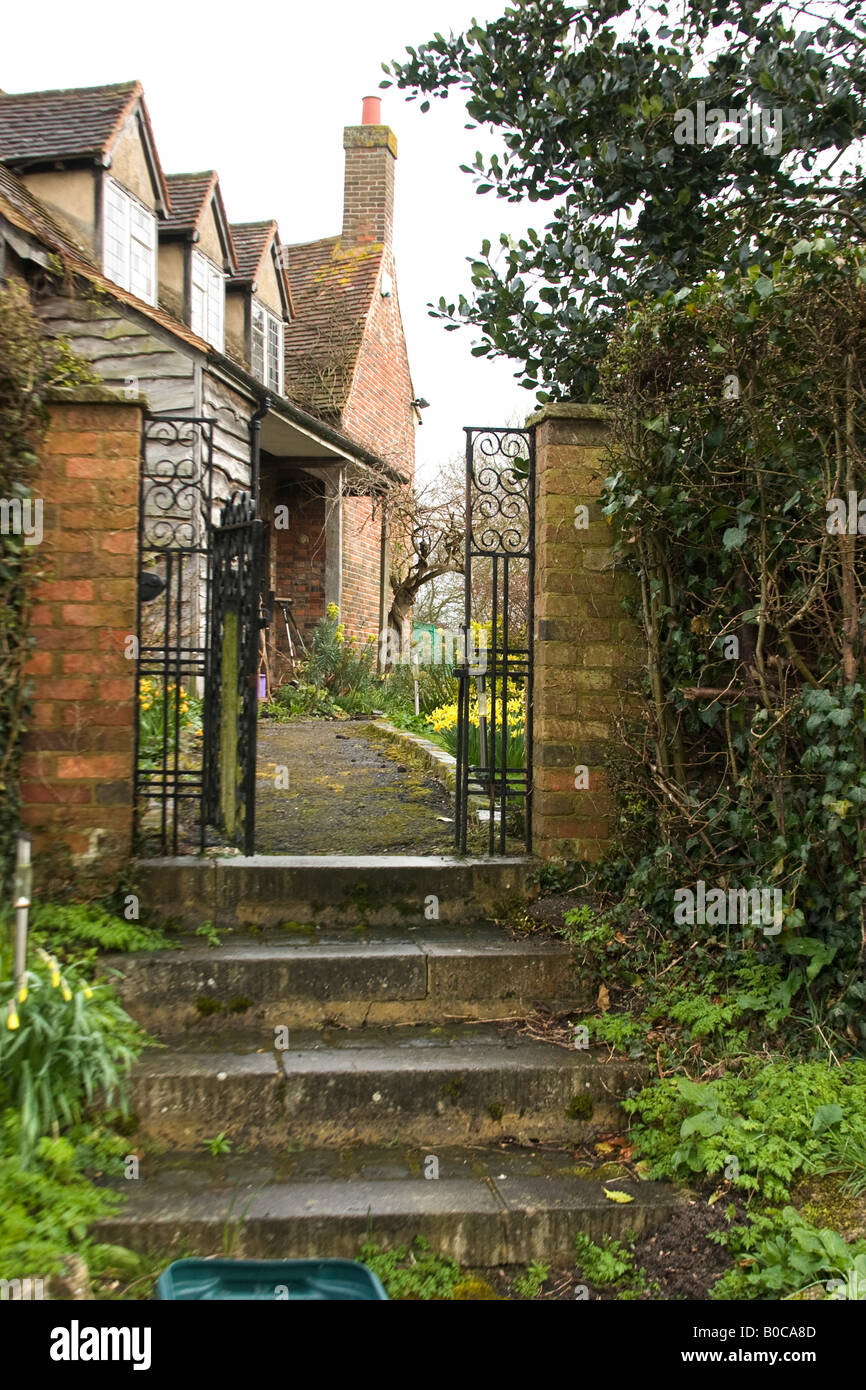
[599,239,866,1039]
[0,278,95,880]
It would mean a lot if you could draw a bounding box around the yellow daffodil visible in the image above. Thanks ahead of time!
[7,1004,19,1030]
[61,984,72,1002]
[17,985,28,1003]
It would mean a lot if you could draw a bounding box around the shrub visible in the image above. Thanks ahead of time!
[300,606,378,714]
[599,243,866,1039]
[624,1061,866,1204]
[0,948,145,1159]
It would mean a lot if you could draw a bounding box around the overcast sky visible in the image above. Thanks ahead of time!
[3,0,539,479]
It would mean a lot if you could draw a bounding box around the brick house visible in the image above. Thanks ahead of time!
[0,80,416,664]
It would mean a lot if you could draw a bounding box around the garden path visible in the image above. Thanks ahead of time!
[254,719,457,855]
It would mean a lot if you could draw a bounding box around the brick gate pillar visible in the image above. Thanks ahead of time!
[19,387,143,887]
[531,404,641,862]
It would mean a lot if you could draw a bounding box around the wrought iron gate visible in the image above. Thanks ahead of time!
[134,415,213,855]
[135,414,263,856]
[455,425,535,855]
[203,493,263,856]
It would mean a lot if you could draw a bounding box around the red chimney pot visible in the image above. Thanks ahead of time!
[361,95,381,125]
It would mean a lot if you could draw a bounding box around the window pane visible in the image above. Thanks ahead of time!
[191,280,205,339]
[103,184,129,288]
[103,181,156,303]
[267,316,282,392]
[251,316,265,382]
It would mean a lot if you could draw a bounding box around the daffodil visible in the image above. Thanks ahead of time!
[7,1003,19,1031]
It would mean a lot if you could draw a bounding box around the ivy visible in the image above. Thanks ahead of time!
[597,242,866,1039]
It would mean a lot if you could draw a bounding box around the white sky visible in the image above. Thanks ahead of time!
[2,0,539,480]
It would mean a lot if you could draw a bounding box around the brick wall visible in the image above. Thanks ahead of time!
[340,492,381,642]
[341,258,415,476]
[20,390,142,882]
[532,404,642,862]
[342,125,396,249]
[271,480,327,639]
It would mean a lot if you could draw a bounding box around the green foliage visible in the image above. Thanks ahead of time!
[381,661,457,717]
[193,921,224,949]
[429,713,527,771]
[573,1231,634,1285]
[513,1259,549,1299]
[263,681,332,721]
[201,1131,231,1156]
[385,0,866,401]
[710,1205,866,1301]
[562,897,800,1065]
[24,900,173,955]
[302,607,379,714]
[0,1109,124,1277]
[0,948,145,1159]
[597,247,866,1039]
[573,1231,657,1298]
[625,1062,866,1203]
[359,1235,462,1300]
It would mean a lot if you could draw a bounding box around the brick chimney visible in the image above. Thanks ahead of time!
[342,95,397,248]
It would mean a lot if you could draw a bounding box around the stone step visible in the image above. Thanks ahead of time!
[127,1025,647,1149]
[135,854,534,928]
[108,926,587,1033]
[95,1146,676,1266]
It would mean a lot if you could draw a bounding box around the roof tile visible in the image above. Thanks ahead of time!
[0,81,141,163]
[282,235,382,418]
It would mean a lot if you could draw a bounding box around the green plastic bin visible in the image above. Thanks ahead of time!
[156,1257,388,1301]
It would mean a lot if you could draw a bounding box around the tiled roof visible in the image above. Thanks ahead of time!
[282,235,383,419]
[164,171,237,272]
[163,172,216,231]
[0,80,141,163]
[230,219,293,317]
[230,221,275,281]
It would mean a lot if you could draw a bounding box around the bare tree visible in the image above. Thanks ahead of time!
[384,476,464,649]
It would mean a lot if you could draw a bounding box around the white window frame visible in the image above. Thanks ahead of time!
[190,250,225,351]
[102,178,157,305]
[251,299,284,395]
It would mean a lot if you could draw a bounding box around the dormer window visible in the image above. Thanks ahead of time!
[251,300,283,394]
[191,250,225,350]
[103,178,157,305]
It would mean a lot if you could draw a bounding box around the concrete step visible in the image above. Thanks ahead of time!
[135,854,534,928]
[108,926,587,1033]
[127,1024,647,1149]
[95,1146,676,1266]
